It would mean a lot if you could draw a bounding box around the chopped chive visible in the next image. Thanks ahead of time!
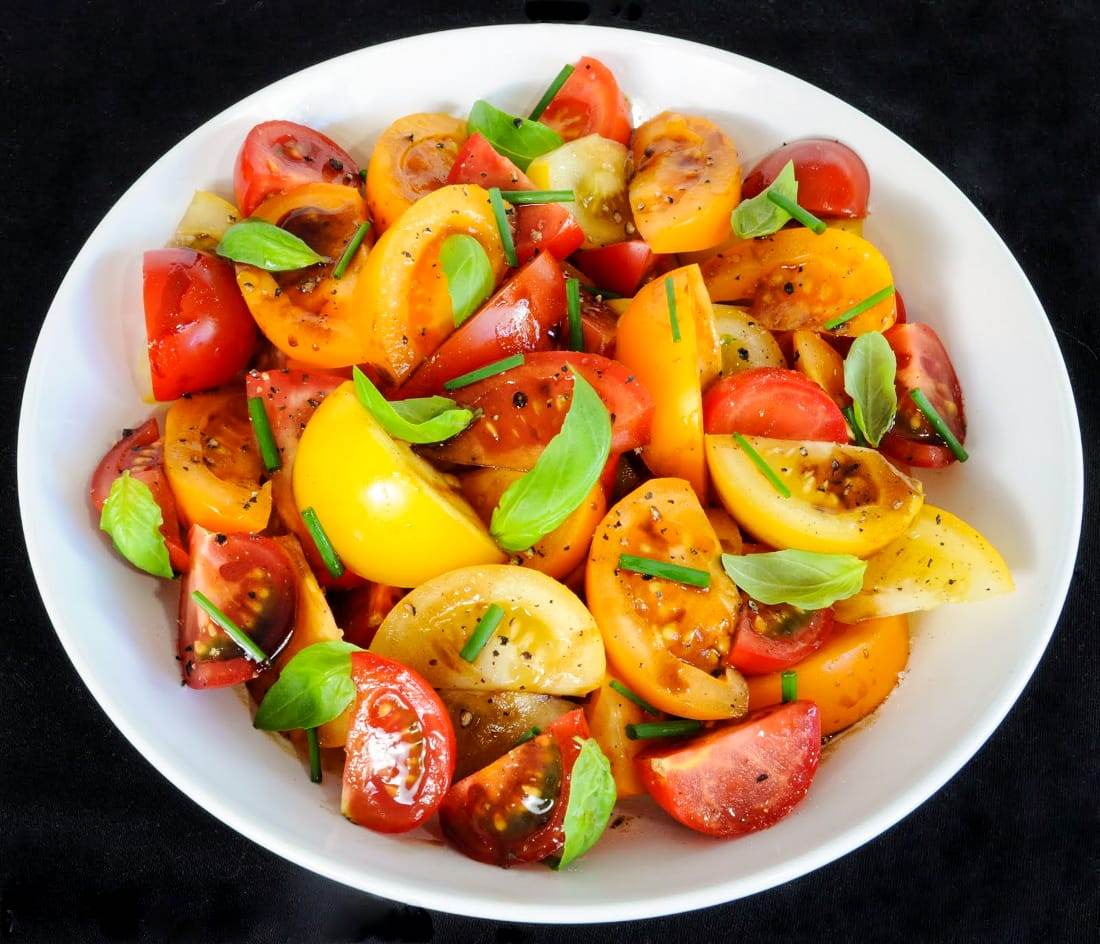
[733,433,792,498]
[358,168,367,183]
[515,725,541,745]
[566,277,584,351]
[247,396,281,472]
[307,727,322,784]
[910,389,969,461]
[625,720,703,740]
[331,221,371,280]
[781,670,798,703]
[842,404,867,447]
[529,63,575,120]
[618,553,711,588]
[823,285,895,331]
[190,590,267,663]
[499,189,575,205]
[664,277,681,342]
[609,680,660,716]
[300,507,345,579]
[488,187,518,267]
[460,603,506,662]
[766,190,827,235]
[443,353,525,391]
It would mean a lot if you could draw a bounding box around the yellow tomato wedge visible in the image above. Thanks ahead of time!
[172,191,240,252]
[292,382,505,586]
[705,506,744,555]
[584,676,648,798]
[714,303,787,375]
[370,565,605,696]
[835,505,1014,622]
[706,435,923,556]
[791,329,847,407]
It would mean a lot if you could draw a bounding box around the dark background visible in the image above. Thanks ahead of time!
[2,1,1097,941]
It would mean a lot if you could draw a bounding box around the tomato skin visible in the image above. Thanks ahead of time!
[637,701,821,838]
[742,139,870,219]
[727,603,835,676]
[234,120,359,218]
[341,652,456,834]
[578,289,618,357]
[702,368,848,443]
[540,57,632,146]
[448,132,534,189]
[143,249,257,401]
[893,291,908,324]
[330,583,405,649]
[572,241,657,297]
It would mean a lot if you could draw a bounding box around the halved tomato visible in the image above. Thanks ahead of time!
[742,139,870,219]
[702,368,848,442]
[728,601,835,676]
[538,57,632,146]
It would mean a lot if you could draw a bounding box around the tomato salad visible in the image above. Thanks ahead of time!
[92,58,1013,868]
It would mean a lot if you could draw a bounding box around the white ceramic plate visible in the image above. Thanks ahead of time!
[18,23,1082,923]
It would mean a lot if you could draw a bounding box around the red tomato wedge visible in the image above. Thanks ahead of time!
[742,139,870,219]
[90,419,189,572]
[572,241,657,297]
[426,351,654,470]
[539,57,632,146]
[439,708,588,866]
[233,120,360,217]
[178,526,297,689]
[880,323,966,468]
[637,701,821,837]
[702,368,848,442]
[448,132,534,190]
[143,249,258,401]
[727,603,835,676]
[330,583,406,649]
[578,289,618,357]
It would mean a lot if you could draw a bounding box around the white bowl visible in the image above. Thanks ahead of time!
[18,23,1082,923]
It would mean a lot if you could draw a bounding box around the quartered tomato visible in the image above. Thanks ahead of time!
[584,676,650,799]
[538,57,632,146]
[790,329,847,407]
[742,139,870,219]
[178,525,297,689]
[702,368,848,442]
[713,304,786,376]
[439,708,588,866]
[728,600,835,676]
[572,240,657,297]
[234,120,360,218]
[331,583,406,650]
[577,287,618,356]
[879,323,966,468]
[341,651,456,833]
[143,249,257,401]
[636,701,821,838]
[448,132,534,189]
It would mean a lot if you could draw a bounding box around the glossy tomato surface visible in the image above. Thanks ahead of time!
[742,139,870,219]
[702,368,848,442]
[727,602,835,675]
[539,57,632,145]
[572,241,657,297]
[448,132,534,189]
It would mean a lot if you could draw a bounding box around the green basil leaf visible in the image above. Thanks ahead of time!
[551,738,617,871]
[731,159,797,238]
[440,233,495,326]
[721,549,867,610]
[216,219,327,271]
[99,471,173,578]
[468,99,563,171]
[490,371,611,551]
[353,366,474,444]
[253,640,362,731]
[844,331,898,446]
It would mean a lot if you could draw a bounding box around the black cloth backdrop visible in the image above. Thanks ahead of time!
[2,2,1097,941]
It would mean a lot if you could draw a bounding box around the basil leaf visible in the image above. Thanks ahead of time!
[844,331,898,446]
[551,738,617,871]
[440,233,494,326]
[731,159,798,238]
[216,219,327,271]
[468,99,563,171]
[353,366,474,444]
[490,371,611,551]
[721,549,867,610]
[254,641,362,731]
[99,471,173,578]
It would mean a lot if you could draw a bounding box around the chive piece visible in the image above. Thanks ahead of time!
[910,389,969,461]
[609,680,660,716]
[733,433,792,498]
[625,720,703,741]
[566,277,584,351]
[618,554,711,589]
[331,221,371,280]
[529,63,575,120]
[664,277,681,342]
[823,285,895,331]
[766,190,827,235]
[460,603,506,662]
[781,670,798,703]
[300,507,345,579]
[443,353,525,391]
[247,396,281,472]
[358,168,367,183]
[489,187,518,267]
[307,727,322,784]
[515,725,541,745]
[499,189,575,205]
[190,590,267,663]
[842,404,867,447]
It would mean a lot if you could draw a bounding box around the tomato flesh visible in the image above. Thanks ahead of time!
[540,57,632,146]
[728,602,835,675]
[572,241,657,297]
[742,139,870,219]
[330,583,406,649]
[702,368,848,443]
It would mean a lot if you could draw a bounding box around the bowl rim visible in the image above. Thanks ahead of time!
[17,22,1084,923]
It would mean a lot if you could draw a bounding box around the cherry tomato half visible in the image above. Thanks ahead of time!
[702,368,848,442]
[727,601,835,676]
[539,57,632,146]
[742,139,870,219]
